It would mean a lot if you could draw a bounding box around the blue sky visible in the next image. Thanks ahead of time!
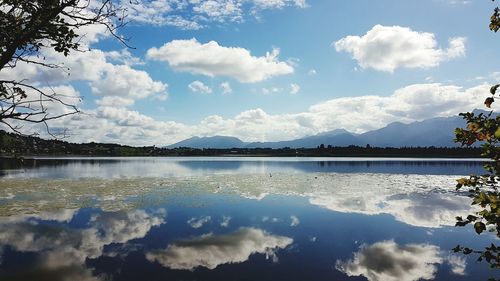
[2,0,499,145]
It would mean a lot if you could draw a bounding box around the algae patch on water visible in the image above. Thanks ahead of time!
[0,173,471,228]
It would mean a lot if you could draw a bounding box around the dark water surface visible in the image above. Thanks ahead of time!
[0,157,497,281]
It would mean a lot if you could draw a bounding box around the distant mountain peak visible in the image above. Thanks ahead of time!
[315,128,353,137]
[167,113,470,149]
[167,135,244,149]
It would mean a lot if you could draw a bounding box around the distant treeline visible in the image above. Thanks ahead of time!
[0,130,482,158]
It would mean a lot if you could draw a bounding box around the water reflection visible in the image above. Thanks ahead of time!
[0,209,165,281]
[0,199,497,280]
[0,159,499,280]
[146,228,293,270]
[309,191,474,228]
[0,157,487,178]
[336,240,455,281]
[0,173,475,228]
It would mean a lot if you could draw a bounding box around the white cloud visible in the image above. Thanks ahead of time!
[187,216,211,228]
[95,96,135,107]
[145,227,293,270]
[220,81,233,94]
[188,80,213,94]
[262,87,281,94]
[0,47,166,109]
[491,71,500,82]
[252,0,307,9]
[290,215,300,226]
[192,82,486,142]
[336,240,443,281]
[120,0,307,28]
[162,15,204,29]
[105,49,145,66]
[5,85,83,126]
[0,48,109,84]
[193,0,243,22]
[146,38,294,83]
[444,0,471,4]
[91,65,168,103]
[120,0,174,25]
[12,81,488,146]
[41,106,190,146]
[304,83,485,134]
[308,69,317,75]
[334,25,466,72]
[290,83,300,95]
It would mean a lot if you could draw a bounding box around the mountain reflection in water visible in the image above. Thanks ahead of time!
[0,156,487,179]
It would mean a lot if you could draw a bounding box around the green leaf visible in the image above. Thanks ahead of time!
[474,222,487,234]
[491,84,500,95]
[485,97,495,108]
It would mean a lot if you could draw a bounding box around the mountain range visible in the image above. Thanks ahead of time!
[167,111,486,149]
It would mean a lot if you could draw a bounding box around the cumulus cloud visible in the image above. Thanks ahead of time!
[5,81,488,146]
[0,85,83,135]
[192,82,486,142]
[188,80,213,94]
[145,227,293,270]
[262,87,281,94]
[120,0,175,25]
[290,83,300,95]
[187,216,211,228]
[105,49,145,66]
[91,65,167,103]
[33,105,191,146]
[334,25,466,72]
[0,48,109,84]
[444,0,471,4]
[0,46,166,109]
[252,0,307,9]
[220,81,233,94]
[146,38,294,82]
[193,0,243,22]
[95,96,135,107]
[336,240,443,281]
[120,0,307,28]
[304,83,485,134]
[35,85,82,117]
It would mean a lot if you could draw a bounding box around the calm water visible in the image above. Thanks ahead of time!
[0,157,498,281]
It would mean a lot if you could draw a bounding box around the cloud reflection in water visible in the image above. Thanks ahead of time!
[0,209,166,281]
[146,227,293,270]
[336,240,467,281]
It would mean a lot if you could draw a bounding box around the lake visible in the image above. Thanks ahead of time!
[0,157,498,281]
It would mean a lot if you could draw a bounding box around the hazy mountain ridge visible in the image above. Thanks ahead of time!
[167,136,245,149]
[167,113,487,149]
